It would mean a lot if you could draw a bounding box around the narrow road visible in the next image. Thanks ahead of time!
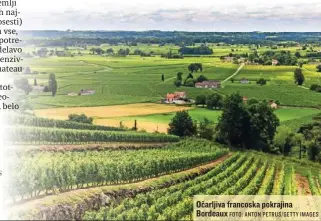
[222,63,244,84]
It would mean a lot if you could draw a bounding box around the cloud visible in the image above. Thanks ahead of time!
[22,2,321,31]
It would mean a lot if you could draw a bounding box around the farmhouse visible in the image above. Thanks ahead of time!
[268,100,278,109]
[243,96,248,104]
[79,89,95,96]
[165,91,187,103]
[272,59,279,66]
[240,78,249,84]
[195,80,221,89]
[67,92,78,96]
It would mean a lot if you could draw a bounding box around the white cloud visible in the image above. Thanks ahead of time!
[21,0,321,31]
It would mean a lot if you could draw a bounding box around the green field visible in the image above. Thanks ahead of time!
[21,53,321,109]
[104,107,320,132]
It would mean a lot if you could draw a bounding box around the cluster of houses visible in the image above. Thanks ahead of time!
[68,89,95,96]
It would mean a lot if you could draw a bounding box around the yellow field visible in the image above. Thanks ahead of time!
[95,119,169,133]
[34,103,192,120]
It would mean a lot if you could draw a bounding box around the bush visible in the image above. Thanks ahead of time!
[68,114,93,124]
[256,78,267,85]
[310,84,321,93]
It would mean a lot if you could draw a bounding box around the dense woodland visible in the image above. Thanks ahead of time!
[21,31,321,47]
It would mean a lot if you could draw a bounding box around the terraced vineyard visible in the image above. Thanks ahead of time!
[83,153,320,221]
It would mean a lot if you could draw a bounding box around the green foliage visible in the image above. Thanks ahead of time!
[9,126,179,144]
[187,63,203,73]
[216,93,251,146]
[206,93,223,110]
[310,84,321,93]
[273,126,298,155]
[196,75,208,83]
[317,64,321,72]
[217,92,279,150]
[9,114,125,131]
[48,73,57,96]
[168,111,197,137]
[256,78,267,85]
[179,45,212,55]
[307,170,320,195]
[68,114,93,124]
[9,140,227,198]
[195,94,206,106]
[198,118,215,140]
[294,68,305,85]
[248,50,297,65]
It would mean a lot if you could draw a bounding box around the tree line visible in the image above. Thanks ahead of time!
[167,92,321,163]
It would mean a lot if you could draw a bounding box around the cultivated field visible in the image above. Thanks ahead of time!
[34,103,192,119]
[34,104,320,133]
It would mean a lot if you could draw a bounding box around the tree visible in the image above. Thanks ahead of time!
[216,93,251,147]
[188,63,202,73]
[188,63,196,73]
[271,126,291,154]
[246,101,280,151]
[317,64,321,72]
[295,52,301,58]
[106,48,114,54]
[217,93,279,150]
[176,72,183,81]
[48,73,58,96]
[34,78,37,86]
[168,111,197,137]
[13,78,33,95]
[294,68,305,85]
[196,75,208,83]
[161,74,165,82]
[195,94,206,106]
[206,93,223,110]
[256,78,266,86]
[184,78,195,87]
[68,114,93,124]
[174,80,182,87]
[132,120,138,131]
[198,118,215,140]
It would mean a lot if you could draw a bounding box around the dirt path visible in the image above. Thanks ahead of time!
[222,63,244,84]
[9,153,233,215]
[296,173,312,195]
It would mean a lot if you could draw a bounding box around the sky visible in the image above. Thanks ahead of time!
[20,0,321,31]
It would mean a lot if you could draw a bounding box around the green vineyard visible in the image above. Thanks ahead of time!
[8,114,125,131]
[7,126,179,144]
[83,152,320,221]
[8,140,228,198]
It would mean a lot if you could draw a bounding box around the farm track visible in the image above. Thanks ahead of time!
[8,153,233,216]
[222,63,244,83]
[296,173,312,195]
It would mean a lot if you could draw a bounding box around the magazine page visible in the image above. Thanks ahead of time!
[0,0,321,220]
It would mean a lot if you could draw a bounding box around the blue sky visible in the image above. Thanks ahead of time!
[21,0,321,31]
